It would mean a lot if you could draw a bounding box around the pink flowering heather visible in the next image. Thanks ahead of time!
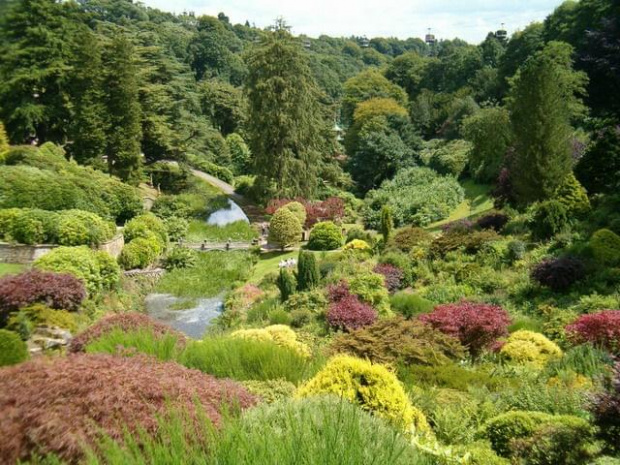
[419,300,511,357]
[326,282,377,332]
[565,310,620,354]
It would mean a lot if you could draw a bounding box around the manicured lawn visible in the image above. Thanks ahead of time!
[186,220,258,242]
[156,251,253,298]
[0,263,25,277]
[250,250,299,283]
[426,180,494,233]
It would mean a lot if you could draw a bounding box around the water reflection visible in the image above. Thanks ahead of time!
[207,199,249,226]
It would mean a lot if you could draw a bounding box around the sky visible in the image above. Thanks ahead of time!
[139,0,565,44]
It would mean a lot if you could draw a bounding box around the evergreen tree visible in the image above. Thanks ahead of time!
[575,126,620,195]
[103,32,143,184]
[297,250,319,291]
[0,0,77,143]
[380,206,394,244]
[508,41,587,205]
[0,122,9,153]
[277,268,296,302]
[245,20,329,199]
[68,29,108,166]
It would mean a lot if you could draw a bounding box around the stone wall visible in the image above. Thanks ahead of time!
[0,233,125,265]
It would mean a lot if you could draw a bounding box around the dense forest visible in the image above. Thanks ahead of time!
[1,0,620,463]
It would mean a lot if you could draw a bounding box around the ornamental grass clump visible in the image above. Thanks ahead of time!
[500,330,563,367]
[419,300,511,358]
[330,316,465,366]
[326,282,377,332]
[565,310,620,354]
[69,313,187,353]
[297,354,431,436]
[0,354,257,464]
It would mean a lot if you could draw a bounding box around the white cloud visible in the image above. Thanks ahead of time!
[139,0,564,43]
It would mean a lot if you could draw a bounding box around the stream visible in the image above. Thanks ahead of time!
[145,198,249,338]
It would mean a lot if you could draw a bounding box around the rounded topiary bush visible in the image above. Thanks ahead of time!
[281,201,307,227]
[565,310,620,354]
[0,329,28,367]
[342,239,371,251]
[123,213,168,246]
[118,235,163,270]
[308,221,343,251]
[500,330,562,367]
[591,229,620,266]
[0,354,257,463]
[69,313,187,353]
[531,256,585,292]
[296,354,431,436]
[529,200,570,240]
[419,300,511,358]
[268,207,302,249]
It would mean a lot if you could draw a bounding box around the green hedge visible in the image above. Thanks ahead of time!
[0,208,116,246]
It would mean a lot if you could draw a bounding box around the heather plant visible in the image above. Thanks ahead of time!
[419,301,511,358]
[372,263,403,293]
[0,270,86,322]
[34,247,121,294]
[342,238,371,251]
[330,316,465,366]
[565,310,620,354]
[500,330,563,367]
[0,329,28,366]
[531,256,585,292]
[307,221,344,251]
[297,354,431,435]
[0,354,256,464]
[69,313,187,353]
[326,282,377,331]
[180,336,319,384]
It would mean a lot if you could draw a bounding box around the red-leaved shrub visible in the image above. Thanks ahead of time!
[373,264,403,294]
[266,197,345,228]
[0,354,257,463]
[0,270,86,322]
[565,310,620,354]
[69,313,187,353]
[531,256,585,292]
[326,282,377,331]
[419,300,511,357]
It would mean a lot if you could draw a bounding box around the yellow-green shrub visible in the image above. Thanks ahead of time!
[8,304,79,333]
[231,325,310,357]
[241,379,297,403]
[500,330,562,367]
[343,239,370,251]
[296,354,430,436]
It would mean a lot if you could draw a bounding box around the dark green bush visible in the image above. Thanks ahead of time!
[529,201,570,241]
[431,230,500,257]
[162,247,196,271]
[590,229,620,266]
[118,236,163,270]
[388,227,431,252]
[11,209,58,244]
[146,162,191,194]
[297,251,320,291]
[123,213,168,246]
[308,221,344,251]
[0,329,28,366]
[57,210,116,246]
[390,292,434,319]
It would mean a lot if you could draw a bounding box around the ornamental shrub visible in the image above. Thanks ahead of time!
[123,213,168,246]
[380,205,393,243]
[266,197,346,228]
[330,316,465,366]
[9,304,78,333]
[0,122,8,154]
[529,200,570,241]
[482,410,596,463]
[372,264,403,293]
[56,210,116,246]
[0,329,28,366]
[35,247,120,294]
[591,229,620,266]
[0,354,256,463]
[345,226,374,245]
[0,270,86,323]
[565,310,620,354]
[326,282,377,331]
[297,250,319,291]
[297,354,431,435]
[163,216,189,242]
[69,313,186,353]
[390,292,434,319]
[308,221,343,251]
[118,235,163,270]
[531,256,585,292]
[276,268,296,302]
[554,173,590,217]
[476,211,510,231]
[241,379,297,404]
[10,209,58,244]
[162,246,196,270]
[269,208,302,249]
[348,271,391,316]
[430,229,500,257]
[281,201,307,227]
[342,239,371,251]
[231,325,310,358]
[388,226,431,252]
[284,289,328,315]
[591,362,620,454]
[500,330,563,367]
[419,301,511,357]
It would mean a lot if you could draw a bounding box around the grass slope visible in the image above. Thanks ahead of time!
[426,180,493,232]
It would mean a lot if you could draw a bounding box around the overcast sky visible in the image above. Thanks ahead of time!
[140,0,564,44]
